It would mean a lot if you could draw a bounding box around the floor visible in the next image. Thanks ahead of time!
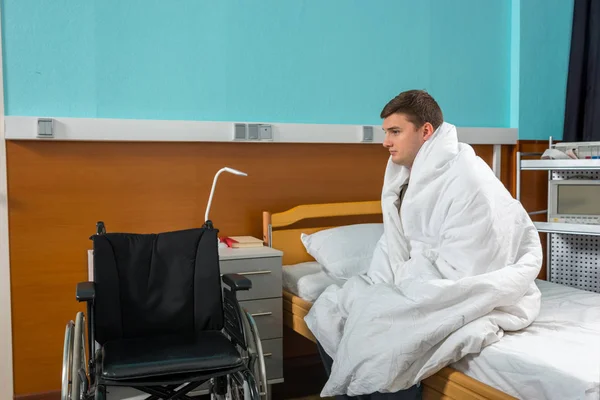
[103,354,328,400]
[272,354,328,400]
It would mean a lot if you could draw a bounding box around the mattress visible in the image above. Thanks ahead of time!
[282,264,600,400]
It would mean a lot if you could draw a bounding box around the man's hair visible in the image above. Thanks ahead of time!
[380,90,443,131]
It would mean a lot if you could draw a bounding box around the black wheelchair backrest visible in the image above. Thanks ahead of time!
[91,227,223,345]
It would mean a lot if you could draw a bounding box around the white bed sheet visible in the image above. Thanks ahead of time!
[282,261,342,302]
[452,279,600,400]
[282,264,600,400]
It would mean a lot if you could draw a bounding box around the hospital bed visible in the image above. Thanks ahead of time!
[262,200,600,400]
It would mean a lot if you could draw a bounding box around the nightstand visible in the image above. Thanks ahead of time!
[219,245,284,395]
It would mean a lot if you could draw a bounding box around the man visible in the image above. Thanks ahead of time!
[306,90,542,400]
[381,89,442,169]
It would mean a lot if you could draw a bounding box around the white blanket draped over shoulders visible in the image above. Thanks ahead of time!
[304,122,542,397]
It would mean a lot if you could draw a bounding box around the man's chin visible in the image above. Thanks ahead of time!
[391,156,404,166]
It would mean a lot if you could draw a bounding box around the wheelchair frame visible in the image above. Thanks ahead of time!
[61,221,269,400]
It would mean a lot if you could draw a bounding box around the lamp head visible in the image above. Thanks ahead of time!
[222,167,248,176]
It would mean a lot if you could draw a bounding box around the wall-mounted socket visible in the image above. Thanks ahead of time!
[248,124,260,140]
[233,122,274,141]
[259,124,272,140]
[37,118,54,138]
[234,123,247,140]
[362,126,374,142]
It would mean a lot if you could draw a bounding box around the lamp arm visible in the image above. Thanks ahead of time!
[205,168,224,223]
[204,167,247,225]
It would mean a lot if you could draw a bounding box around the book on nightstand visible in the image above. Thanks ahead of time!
[220,235,264,248]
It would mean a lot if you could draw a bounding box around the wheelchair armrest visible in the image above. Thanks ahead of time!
[222,274,251,349]
[76,281,95,303]
[222,273,252,292]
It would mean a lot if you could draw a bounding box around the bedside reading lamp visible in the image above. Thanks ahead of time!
[203,167,248,230]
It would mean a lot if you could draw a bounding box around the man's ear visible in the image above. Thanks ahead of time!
[422,122,435,141]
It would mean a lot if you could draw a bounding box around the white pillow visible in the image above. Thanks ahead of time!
[300,223,383,280]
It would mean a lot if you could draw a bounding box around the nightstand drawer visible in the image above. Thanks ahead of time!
[240,298,282,340]
[262,338,283,382]
[220,257,282,301]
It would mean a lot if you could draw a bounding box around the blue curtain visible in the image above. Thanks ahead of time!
[563,0,600,142]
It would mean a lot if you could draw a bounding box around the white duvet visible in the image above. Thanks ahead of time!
[304,122,543,396]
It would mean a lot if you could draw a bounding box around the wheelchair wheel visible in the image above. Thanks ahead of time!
[61,321,74,400]
[240,307,268,400]
[210,371,258,400]
[232,370,259,400]
[71,312,88,400]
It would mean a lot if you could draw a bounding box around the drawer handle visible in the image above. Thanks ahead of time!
[264,353,272,358]
[238,271,271,276]
[251,312,272,317]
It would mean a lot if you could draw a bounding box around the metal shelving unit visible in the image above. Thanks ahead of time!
[520,159,600,171]
[533,221,600,236]
[516,138,600,293]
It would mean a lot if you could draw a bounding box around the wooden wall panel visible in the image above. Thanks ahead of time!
[500,145,517,197]
[515,141,551,281]
[6,140,505,396]
[471,145,493,165]
[473,144,516,195]
[516,142,550,216]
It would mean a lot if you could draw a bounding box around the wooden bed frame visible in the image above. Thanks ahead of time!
[262,200,516,400]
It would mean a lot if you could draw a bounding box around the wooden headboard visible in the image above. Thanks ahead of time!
[262,200,382,265]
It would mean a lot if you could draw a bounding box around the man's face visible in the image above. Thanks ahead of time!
[382,113,434,168]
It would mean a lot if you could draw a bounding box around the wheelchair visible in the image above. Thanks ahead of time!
[61,221,269,400]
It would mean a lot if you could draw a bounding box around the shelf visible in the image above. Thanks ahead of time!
[534,221,600,236]
[520,159,600,170]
